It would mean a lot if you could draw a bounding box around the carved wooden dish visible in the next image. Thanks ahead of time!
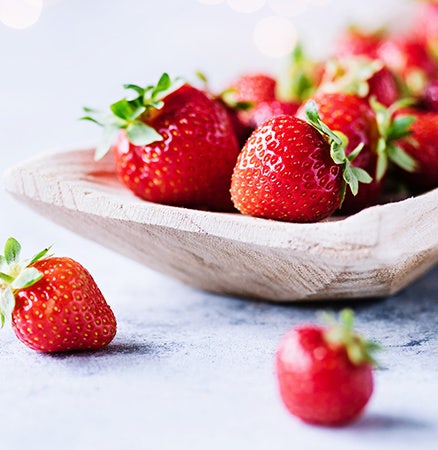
[3,148,438,302]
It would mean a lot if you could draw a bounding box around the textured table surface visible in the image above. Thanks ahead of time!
[1,1,437,448]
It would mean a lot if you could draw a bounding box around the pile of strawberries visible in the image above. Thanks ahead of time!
[83,0,438,224]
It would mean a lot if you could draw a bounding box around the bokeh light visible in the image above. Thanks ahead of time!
[227,0,266,14]
[0,0,43,29]
[254,15,298,58]
[267,0,309,17]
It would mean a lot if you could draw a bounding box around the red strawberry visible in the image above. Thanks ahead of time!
[230,103,371,222]
[242,99,299,129]
[224,73,278,129]
[298,93,380,214]
[318,57,399,107]
[276,309,379,426]
[333,26,385,59]
[394,108,438,190]
[377,36,437,97]
[83,73,240,211]
[0,238,117,353]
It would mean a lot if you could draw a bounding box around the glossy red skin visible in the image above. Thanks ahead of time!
[12,258,117,353]
[298,93,381,214]
[113,84,240,211]
[276,325,373,426]
[230,115,343,223]
[396,109,438,190]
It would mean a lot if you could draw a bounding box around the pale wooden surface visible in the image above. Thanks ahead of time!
[3,148,438,301]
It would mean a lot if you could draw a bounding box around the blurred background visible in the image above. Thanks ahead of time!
[0,0,414,251]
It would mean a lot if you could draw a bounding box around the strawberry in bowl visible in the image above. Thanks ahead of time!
[83,73,240,212]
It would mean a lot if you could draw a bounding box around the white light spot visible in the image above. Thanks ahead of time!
[0,0,43,29]
[227,0,266,14]
[254,15,298,58]
[197,0,225,4]
[267,0,309,17]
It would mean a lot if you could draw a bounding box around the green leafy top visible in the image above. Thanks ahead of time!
[305,100,372,205]
[322,309,380,366]
[0,238,51,328]
[317,56,383,98]
[82,73,184,160]
[370,97,418,181]
[277,43,320,103]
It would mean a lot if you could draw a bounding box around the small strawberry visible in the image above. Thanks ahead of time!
[276,309,379,426]
[393,108,438,190]
[297,92,380,213]
[82,73,240,211]
[0,238,117,353]
[230,102,371,222]
[224,70,301,133]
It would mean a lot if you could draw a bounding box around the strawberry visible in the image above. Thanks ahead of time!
[393,108,438,190]
[297,93,380,213]
[82,73,240,211]
[377,36,437,97]
[222,73,284,131]
[276,309,379,426]
[333,26,385,60]
[230,102,371,222]
[0,238,116,353]
[241,99,299,129]
[317,57,399,107]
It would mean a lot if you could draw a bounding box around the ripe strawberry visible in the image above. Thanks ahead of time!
[242,99,299,129]
[224,73,278,129]
[276,309,379,426]
[297,93,380,213]
[0,238,116,353]
[318,57,399,107]
[82,73,240,211]
[230,102,371,222]
[393,108,438,190]
[333,26,385,59]
[377,36,437,97]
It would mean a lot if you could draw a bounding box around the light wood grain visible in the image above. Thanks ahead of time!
[3,148,438,301]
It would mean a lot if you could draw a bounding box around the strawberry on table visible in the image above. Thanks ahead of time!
[82,73,240,212]
[276,309,379,426]
[230,102,371,223]
[0,238,117,353]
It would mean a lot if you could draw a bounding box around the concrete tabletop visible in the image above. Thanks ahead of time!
[1,1,437,449]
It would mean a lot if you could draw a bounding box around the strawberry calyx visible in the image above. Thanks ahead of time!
[305,100,373,204]
[0,238,51,327]
[318,56,383,98]
[322,309,380,366]
[370,97,418,180]
[82,73,184,160]
[277,43,319,103]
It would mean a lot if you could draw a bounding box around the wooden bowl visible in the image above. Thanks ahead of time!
[3,148,438,302]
